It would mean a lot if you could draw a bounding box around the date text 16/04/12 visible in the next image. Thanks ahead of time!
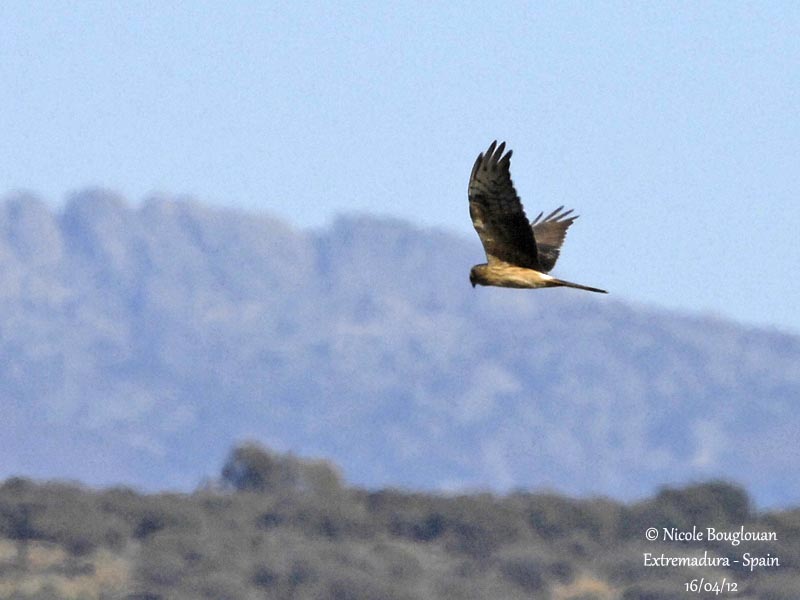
[686,578,737,594]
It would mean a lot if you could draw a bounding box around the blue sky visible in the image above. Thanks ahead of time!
[2,2,799,333]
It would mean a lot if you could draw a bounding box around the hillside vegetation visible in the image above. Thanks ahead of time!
[1,443,798,600]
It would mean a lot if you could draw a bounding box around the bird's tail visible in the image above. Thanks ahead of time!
[550,277,608,294]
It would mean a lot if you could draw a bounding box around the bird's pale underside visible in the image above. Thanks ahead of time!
[468,141,607,294]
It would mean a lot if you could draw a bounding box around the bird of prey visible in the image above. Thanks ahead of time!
[468,141,607,294]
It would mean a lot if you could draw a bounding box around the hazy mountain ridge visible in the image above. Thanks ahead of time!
[2,190,799,505]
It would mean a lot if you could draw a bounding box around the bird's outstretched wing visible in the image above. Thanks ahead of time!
[468,141,541,270]
[530,206,577,273]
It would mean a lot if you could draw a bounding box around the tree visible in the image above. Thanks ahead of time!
[220,441,342,495]
[0,497,41,571]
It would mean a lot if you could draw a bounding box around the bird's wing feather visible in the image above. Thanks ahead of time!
[530,206,578,272]
[468,141,541,269]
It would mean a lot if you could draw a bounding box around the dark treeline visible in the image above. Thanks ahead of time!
[0,442,797,599]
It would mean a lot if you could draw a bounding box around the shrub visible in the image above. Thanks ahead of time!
[498,555,547,593]
[622,481,751,539]
[221,441,343,496]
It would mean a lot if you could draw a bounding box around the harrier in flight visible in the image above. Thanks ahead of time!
[468,141,607,294]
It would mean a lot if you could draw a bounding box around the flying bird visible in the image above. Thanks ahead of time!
[468,141,607,294]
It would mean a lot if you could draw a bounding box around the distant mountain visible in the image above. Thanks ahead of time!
[2,190,798,506]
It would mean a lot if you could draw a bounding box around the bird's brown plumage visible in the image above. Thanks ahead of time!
[468,141,542,271]
[468,141,606,294]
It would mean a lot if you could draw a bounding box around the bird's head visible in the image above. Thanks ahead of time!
[469,266,479,288]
